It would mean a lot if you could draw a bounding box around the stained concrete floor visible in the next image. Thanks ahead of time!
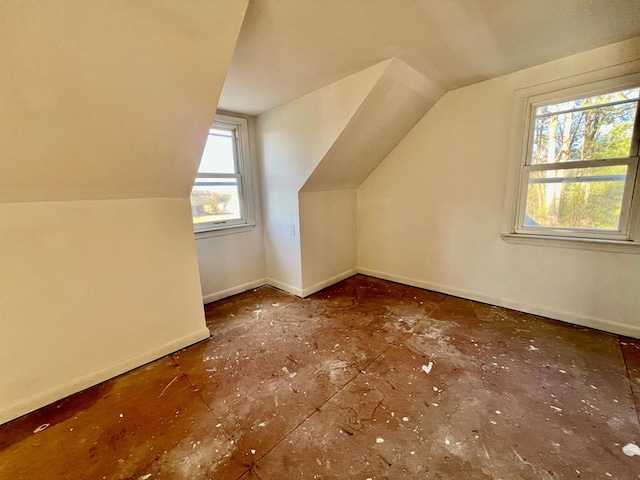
[1,275,639,480]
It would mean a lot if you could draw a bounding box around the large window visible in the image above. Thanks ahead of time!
[191,113,254,233]
[512,82,640,243]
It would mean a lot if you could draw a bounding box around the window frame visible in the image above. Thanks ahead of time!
[503,72,640,251]
[192,112,256,235]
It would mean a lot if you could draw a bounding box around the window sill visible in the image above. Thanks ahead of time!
[195,222,256,239]
[500,233,640,253]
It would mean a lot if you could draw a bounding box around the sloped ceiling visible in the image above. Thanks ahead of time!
[0,0,248,203]
[220,0,640,115]
[301,59,445,192]
[258,59,389,193]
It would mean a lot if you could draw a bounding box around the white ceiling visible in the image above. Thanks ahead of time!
[219,0,640,116]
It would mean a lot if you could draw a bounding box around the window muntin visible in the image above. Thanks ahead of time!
[531,88,639,165]
[516,85,640,240]
[523,163,628,231]
[191,114,254,233]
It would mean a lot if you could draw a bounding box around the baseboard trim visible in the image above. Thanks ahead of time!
[265,278,304,297]
[357,267,640,339]
[302,269,357,297]
[202,278,268,304]
[0,327,210,425]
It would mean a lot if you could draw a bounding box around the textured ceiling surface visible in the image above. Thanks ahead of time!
[219,0,640,115]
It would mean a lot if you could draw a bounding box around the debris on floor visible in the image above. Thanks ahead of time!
[1,275,639,479]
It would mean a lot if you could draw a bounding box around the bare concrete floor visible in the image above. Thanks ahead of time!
[1,275,639,479]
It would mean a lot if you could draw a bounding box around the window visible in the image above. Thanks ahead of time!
[191,113,255,234]
[509,80,640,246]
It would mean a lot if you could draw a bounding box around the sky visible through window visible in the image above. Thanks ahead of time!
[532,88,638,165]
[191,128,241,226]
[524,87,638,231]
[197,129,236,174]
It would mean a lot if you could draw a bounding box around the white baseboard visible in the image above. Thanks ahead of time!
[264,269,357,298]
[357,267,640,339]
[301,269,357,297]
[265,277,304,297]
[202,278,267,304]
[0,327,210,425]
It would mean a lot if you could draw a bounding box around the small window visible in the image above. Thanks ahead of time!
[191,113,254,233]
[514,84,640,241]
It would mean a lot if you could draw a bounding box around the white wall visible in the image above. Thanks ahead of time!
[300,190,358,295]
[196,227,267,304]
[0,0,248,423]
[195,116,267,304]
[358,38,640,338]
[257,59,446,296]
[0,199,208,422]
[257,63,386,294]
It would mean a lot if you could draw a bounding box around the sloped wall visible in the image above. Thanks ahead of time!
[301,59,445,192]
[0,0,248,424]
[258,59,445,295]
[298,60,445,293]
[358,38,640,338]
[257,62,388,294]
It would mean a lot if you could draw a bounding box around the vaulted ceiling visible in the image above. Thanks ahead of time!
[219,0,640,115]
[1,0,248,203]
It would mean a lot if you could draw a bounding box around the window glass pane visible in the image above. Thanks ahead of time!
[536,88,639,116]
[524,165,627,230]
[190,181,241,224]
[531,88,639,164]
[198,129,236,174]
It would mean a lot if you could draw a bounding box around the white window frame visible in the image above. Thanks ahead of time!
[502,70,640,253]
[192,112,255,236]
